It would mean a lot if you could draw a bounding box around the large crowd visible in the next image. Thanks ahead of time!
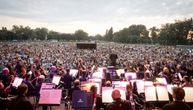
[0,41,193,110]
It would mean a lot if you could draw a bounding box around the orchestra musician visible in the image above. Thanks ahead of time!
[77,58,87,81]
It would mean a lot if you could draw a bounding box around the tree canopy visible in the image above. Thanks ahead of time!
[0,18,193,45]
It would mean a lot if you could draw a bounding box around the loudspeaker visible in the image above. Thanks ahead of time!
[110,54,118,60]
[109,54,118,66]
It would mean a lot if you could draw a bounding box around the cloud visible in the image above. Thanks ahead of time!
[0,0,193,35]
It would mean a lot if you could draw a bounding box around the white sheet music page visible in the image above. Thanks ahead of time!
[70,69,78,77]
[52,75,61,85]
[12,77,23,88]
[156,86,169,101]
[145,86,157,101]
[183,87,193,102]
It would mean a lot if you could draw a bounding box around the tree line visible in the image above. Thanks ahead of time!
[0,18,193,45]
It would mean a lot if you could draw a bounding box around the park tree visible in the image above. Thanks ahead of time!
[128,24,147,36]
[34,27,48,40]
[114,28,129,43]
[149,26,159,38]
[105,27,113,41]
[158,18,192,45]
[47,31,60,40]
[22,26,33,40]
[94,34,103,41]
[74,29,88,40]
[0,27,8,40]
[12,25,23,40]
[149,26,159,44]
[11,25,34,40]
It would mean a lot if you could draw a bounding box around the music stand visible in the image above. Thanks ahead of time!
[12,77,23,88]
[112,81,130,88]
[72,90,93,109]
[39,89,62,110]
[102,87,126,103]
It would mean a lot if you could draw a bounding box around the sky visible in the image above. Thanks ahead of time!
[0,0,193,35]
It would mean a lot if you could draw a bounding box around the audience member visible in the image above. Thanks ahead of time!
[0,42,193,109]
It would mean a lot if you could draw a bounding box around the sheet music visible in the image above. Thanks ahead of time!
[144,81,153,86]
[92,72,103,79]
[52,75,61,85]
[12,77,23,88]
[112,81,130,88]
[178,73,183,81]
[116,69,125,76]
[167,84,178,95]
[183,87,193,102]
[70,69,78,77]
[156,86,169,101]
[145,86,169,101]
[156,78,167,85]
[167,84,174,95]
[131,80,145,93]
[97,67,105,73]
[88,78,102,83]
[145,86,157,101]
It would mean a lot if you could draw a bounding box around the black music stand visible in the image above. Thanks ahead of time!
[72,90,94,110]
